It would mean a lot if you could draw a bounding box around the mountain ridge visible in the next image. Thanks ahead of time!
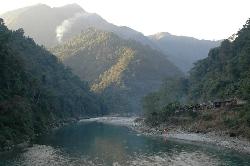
[51,28,183,113]
[1,4,155,48]
[149,32,221,73]
[1,3,221,73]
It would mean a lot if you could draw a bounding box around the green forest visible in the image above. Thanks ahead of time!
[1,3,250,165]
[0,3,250,153]
[0,19,105,151]
[143,19,250,138]
[52,28,182,114]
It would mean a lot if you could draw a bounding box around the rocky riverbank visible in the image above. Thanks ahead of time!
[133,120,250,154]
[83,116,250,154]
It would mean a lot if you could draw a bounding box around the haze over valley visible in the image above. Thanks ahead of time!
[0,1,250,165]
[1,4,221,72]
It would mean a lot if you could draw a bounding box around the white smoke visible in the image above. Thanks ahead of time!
[56,19,72,43]
[56,12,94,42]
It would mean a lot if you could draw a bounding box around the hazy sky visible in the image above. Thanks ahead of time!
[0,0,250,40]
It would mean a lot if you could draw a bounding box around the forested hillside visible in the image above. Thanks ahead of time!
[189,20,250,102]
[52,28,182,113]
[144,19,250,110]
[143,19,250,138]
[0,19,104,151]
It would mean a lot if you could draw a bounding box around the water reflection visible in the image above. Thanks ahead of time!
[0,122,250,166]
[91,138,127,164]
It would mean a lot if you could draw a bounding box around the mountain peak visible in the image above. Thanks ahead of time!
[57,3,84,12]
[34,3,51,8]
[150,32,171,40]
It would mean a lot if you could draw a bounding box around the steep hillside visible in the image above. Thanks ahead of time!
[149,32,221,73]
[1,4,155,48]
[144,19,250,109]
[189,20,250,102]
[143,19,250,139]
[0,19,104,151]
[52,28,182,113]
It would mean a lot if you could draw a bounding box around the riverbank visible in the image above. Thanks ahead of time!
[82,116,250,154]
[0,117,79,153]
[134,120,250,154]
[4,116,249,154]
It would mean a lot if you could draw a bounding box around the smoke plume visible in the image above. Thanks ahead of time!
[56,12,92,42]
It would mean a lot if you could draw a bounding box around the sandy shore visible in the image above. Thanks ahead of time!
[80,116,250,154]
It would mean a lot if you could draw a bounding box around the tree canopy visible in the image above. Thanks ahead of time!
[0,20,105,150]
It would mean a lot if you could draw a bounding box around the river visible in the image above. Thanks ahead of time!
[0,120,250,166]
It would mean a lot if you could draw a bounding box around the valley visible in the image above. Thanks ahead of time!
[0,2,250,166]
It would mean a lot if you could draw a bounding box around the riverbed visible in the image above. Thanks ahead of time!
[0,118,250,166]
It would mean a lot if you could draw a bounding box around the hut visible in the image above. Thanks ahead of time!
[213,99,236,108]
[213,98,246,108]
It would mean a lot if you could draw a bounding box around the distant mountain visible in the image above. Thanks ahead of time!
[149,32,221,73]
[0,19,104,150]
[1,4,84,46]
[142,20,250,139]
[51,28,183,113]
[2,3,221,74]
[144,19,250,105]
[1,4,155,47]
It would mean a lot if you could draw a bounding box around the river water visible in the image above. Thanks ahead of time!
[1,121,250,166]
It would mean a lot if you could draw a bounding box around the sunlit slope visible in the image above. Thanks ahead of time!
[52,28,183,113]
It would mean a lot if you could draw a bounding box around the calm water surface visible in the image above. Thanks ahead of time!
[1,121,250,166]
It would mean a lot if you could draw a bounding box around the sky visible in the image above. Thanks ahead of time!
[0,0,250,40]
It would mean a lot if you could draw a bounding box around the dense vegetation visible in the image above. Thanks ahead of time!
[52,28,182,114]
[189,24,250,102]
[143,77,189,111]
[0,19,104,151]
[143,19,250,138]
